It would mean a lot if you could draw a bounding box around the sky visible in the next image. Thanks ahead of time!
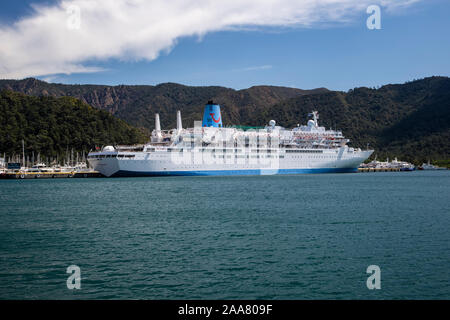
[0,0,449,91]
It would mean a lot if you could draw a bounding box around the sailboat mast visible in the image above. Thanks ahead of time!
[22,139,25,167]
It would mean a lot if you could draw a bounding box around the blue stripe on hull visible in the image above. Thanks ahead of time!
[112,167,358,177]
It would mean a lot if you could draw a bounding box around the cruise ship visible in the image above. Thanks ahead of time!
[87,101,373,177]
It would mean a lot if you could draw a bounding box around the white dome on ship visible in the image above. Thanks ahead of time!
[307,119,316,127]
[269,120,276,127]
[103,146,115,151]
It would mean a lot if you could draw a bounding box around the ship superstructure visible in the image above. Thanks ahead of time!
[88,101,373,177]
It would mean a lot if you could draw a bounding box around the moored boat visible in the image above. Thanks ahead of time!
[88,101,373,177]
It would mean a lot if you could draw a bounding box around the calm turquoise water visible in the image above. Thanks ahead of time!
[0,171,449,299]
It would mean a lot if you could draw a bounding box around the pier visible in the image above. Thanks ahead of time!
[358,167,401,172]
[0,171,103,179]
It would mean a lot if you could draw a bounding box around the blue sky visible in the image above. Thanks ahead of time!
[0,0,449,91]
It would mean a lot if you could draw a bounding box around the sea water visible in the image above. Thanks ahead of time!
[0,171,449,299]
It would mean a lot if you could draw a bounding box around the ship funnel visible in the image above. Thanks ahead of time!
[176,110,182,131]
[202,100,222,127]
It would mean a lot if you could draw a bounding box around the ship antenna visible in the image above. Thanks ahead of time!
[313,111,319,127]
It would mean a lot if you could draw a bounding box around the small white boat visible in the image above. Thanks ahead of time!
[27,163,53,173]
[419,161,446,170]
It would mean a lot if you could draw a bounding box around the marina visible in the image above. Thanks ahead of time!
[0,104,444,180]
[0,135,447,179]
[0,157,102,179]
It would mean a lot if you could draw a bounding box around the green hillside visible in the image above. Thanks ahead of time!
[0,78,327,130]
[256,77,450,163]
[0,90,147,161]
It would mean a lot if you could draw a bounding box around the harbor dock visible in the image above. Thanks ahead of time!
[358,167,401,172]
[0,159,104,179]
[0,170,103,179]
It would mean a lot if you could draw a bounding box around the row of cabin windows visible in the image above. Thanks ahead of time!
[285,149,323,153]
[211,155,284,159]
[88,154,135,159]
[152,148,322,154]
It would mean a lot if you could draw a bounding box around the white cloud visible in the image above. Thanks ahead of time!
[236,65,273,72]
[0,0,420,79]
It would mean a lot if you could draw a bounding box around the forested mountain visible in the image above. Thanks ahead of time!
[253,76,450,163]
[0,78,327,130]
[0,76,449,164]
[0,90,147,160]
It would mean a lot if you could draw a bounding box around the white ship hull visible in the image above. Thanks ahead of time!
[88,147,373,177]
